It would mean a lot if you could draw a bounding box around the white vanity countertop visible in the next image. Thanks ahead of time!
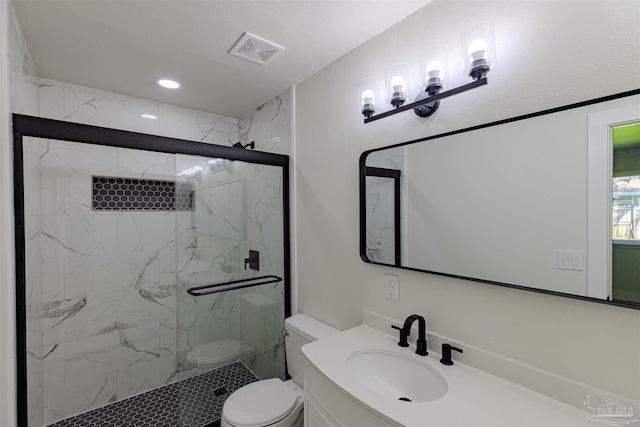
[302,325,593,426]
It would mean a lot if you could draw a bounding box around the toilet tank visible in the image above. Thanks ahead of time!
[284,314,339,385]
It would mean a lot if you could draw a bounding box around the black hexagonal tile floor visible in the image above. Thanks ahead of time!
[48,362,257,427]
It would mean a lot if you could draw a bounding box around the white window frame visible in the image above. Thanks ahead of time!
[588,104,640,300]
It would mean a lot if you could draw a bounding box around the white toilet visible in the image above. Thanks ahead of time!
[221,314,339,427]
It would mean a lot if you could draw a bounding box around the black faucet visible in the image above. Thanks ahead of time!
[391,314,428,356]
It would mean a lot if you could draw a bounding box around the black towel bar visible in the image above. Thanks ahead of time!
[186,275,282,296]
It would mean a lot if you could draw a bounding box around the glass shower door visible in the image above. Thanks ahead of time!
[175,154,287,425]
[19,137,183,426]
[15,115,290,427]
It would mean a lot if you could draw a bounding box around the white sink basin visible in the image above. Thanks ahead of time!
[346,350,448,403]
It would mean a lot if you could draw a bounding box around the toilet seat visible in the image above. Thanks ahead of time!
[222,378,298,426]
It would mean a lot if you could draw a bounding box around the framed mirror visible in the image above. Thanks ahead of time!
[360,89,640,308]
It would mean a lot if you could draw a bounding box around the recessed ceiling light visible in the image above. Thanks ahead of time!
[155,78,181,89]
[141,113,157,120]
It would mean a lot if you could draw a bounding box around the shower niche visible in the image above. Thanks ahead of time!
[13,116,290,427]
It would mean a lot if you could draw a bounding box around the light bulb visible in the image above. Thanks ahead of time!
[390,76,406,94]
[358,78,378,118]
[426,61,443,80]
[362,89,375,106]
[468,39,488,62]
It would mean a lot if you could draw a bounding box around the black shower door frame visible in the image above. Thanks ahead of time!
[12,114,292,427]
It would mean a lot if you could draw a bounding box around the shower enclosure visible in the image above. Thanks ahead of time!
[13,115,290,427]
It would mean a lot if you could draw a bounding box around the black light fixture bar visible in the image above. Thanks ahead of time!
[364,77,487,123]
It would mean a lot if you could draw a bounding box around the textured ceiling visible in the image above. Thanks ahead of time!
[12,0,430,118]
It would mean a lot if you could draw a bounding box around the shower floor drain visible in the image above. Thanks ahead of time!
[213,387,228,397]
[47,362,257,427]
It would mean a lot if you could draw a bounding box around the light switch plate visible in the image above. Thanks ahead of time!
[557,250,584,271]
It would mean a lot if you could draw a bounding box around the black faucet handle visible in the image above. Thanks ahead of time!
[391,325,409,347]
[440,343,463,366]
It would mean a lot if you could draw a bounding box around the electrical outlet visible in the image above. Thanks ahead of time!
[384,274,399,301]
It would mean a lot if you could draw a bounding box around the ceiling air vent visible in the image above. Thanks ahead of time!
[229,32,285,65]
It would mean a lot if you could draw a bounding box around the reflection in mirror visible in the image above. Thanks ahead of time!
[365,167,401,266]
[612,123,640,304]
[360,90,640,308]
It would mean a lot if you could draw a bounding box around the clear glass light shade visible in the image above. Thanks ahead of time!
[357,78,379,117]
[385,64,409,108]
[420,46,449,94]
[461,22,497,79]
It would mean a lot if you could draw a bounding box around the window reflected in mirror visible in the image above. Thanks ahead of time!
[612,122,640,304]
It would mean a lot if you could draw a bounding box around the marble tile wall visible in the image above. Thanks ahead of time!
[236,88,290,303]
[39,78,238,145]
[24,139,178,425]
[365,148,405,265]
[174,155,286,382]
[22,137,44,427]
[238,89,291,156]
[176,90,291,381]
[22,79,291,424]
[233,93,290,378]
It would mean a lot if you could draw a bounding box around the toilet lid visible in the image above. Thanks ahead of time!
[223,378,298,426]
[187,339,240,365]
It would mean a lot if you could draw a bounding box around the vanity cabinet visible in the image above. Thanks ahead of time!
[305,363,392,427]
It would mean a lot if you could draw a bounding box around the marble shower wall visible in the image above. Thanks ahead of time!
[23,80,291,423]
[236,89,290,291]
[8,3,41,427]
[174,155,286,382]
[235,90,291,378]
[25,139,179,425]
[24,80,243,425]
[39,78,238,145]
[365,148,405,265]
[177,90,291,380]
[238,89,291,156]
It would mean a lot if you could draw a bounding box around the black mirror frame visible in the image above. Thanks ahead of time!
[359,88,640,310]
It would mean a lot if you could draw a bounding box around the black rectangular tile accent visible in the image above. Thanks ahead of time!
[92,176,194,211]
[47,362,258,427]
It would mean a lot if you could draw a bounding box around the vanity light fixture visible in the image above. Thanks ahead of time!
[358,22,496,123]
[155,78,181,89]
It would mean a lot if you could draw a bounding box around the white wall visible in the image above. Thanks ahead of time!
[0,2,17,425]
[295,0,640,401]
[2,1,39,424]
